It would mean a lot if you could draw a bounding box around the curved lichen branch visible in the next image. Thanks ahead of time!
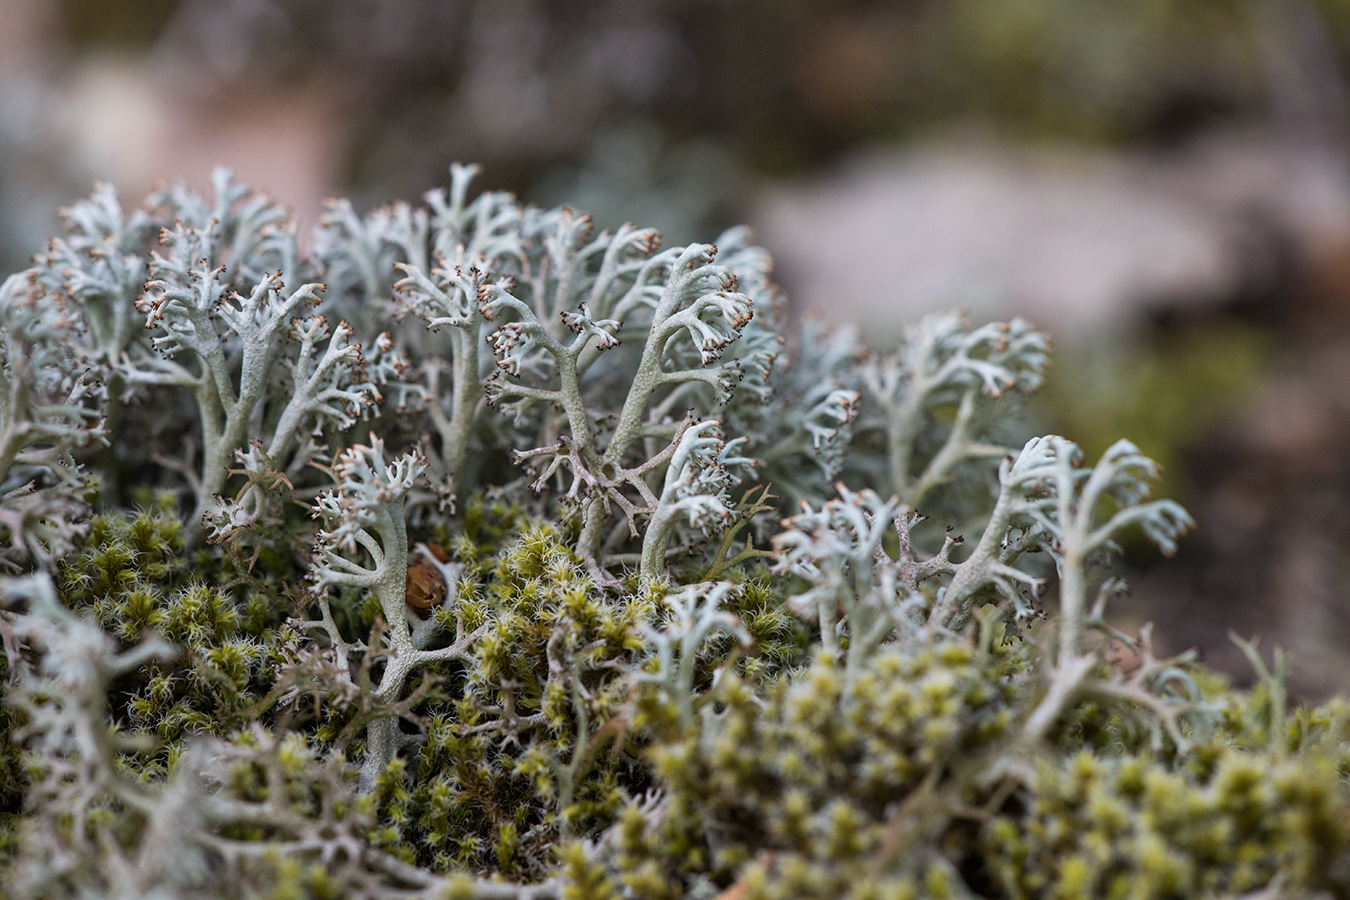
[861,313,1050,508]
[934,436,1192,637]
[930,436,1203,779]
[638,582,751,730]
[772,485,939,673]
[307,438,488,790]
[479,237,757,574]
[639,420,754,582]
[0,273,107,568]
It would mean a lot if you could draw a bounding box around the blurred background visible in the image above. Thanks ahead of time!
[5,0,1350,695]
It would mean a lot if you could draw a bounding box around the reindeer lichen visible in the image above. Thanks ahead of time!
[0,165,1346,900]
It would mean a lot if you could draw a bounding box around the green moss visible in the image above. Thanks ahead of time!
[372,524,653,876]
[619,635,1021,897]
[985,746,1350,899]
[53,502,292,759]
[24,498,1348,899]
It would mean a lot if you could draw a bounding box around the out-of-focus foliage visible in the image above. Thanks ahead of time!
[1038,321,1271,506]
[35,0,1350,197]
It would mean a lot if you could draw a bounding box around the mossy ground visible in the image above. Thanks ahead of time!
[4,499,1349,899]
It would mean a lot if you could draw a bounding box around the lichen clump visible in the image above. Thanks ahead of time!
[1,166,1347,899]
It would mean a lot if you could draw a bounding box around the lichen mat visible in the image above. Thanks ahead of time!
[1,165,1344,900]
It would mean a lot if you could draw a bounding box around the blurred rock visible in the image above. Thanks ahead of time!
[753,131,1350,339]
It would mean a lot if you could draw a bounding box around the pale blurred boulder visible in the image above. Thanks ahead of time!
[753,132,1350,338]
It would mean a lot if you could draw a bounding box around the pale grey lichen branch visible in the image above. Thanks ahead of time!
[307,438,488,790]
[860,313,1050,509]
[207,316,398,544]
[33,182,151,367]
[331,165,523,508]
[130,254,325,538]
[773,485,941,675]
[0,273,106,568]
[0,275,106,482]
[486,238,754,572]
[1013,437,1193,663]
[397,262,496,505]
[639,420,754,582]
[312,196,430,339]
[935,437,1200,765]
[151,167,297,284]
[745,318,861,505]
[129,185,425,545]
[426,162,525,271]
[638,582,751,730]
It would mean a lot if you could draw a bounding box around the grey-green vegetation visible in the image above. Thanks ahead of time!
[0,166,1346,899]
